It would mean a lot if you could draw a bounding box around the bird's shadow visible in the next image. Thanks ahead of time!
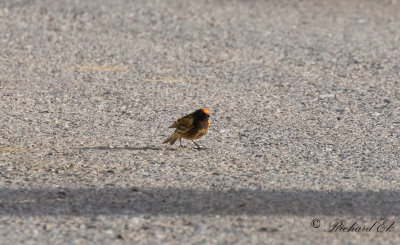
[77,146,162,151]
[76,145,205,152]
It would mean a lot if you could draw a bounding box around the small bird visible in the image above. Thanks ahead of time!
[163,108,211,149]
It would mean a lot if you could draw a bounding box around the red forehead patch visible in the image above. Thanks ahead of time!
[201,108,210,114]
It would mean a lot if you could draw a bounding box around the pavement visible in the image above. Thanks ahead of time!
[0,0,400,244]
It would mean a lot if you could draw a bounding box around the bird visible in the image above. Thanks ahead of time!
[163,108,211,149]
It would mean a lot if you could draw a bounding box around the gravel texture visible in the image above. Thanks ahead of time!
[1,0,400,244]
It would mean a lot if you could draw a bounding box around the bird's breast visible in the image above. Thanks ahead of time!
[197,119,210,130]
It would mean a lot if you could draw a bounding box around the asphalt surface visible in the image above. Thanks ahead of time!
[1,0,400,244]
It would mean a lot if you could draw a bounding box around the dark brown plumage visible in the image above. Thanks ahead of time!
[163,109,211,149]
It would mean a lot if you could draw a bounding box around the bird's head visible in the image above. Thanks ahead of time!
[197,108,210,118]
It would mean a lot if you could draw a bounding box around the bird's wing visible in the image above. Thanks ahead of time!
[169,115,193,131]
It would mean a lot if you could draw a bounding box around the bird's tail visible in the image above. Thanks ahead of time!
[163,133,179,145]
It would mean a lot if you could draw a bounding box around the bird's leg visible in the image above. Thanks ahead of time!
[179,138,185,147]
[192,141,201,149]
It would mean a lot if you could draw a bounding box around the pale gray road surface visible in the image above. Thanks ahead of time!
[1,0,400,244]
